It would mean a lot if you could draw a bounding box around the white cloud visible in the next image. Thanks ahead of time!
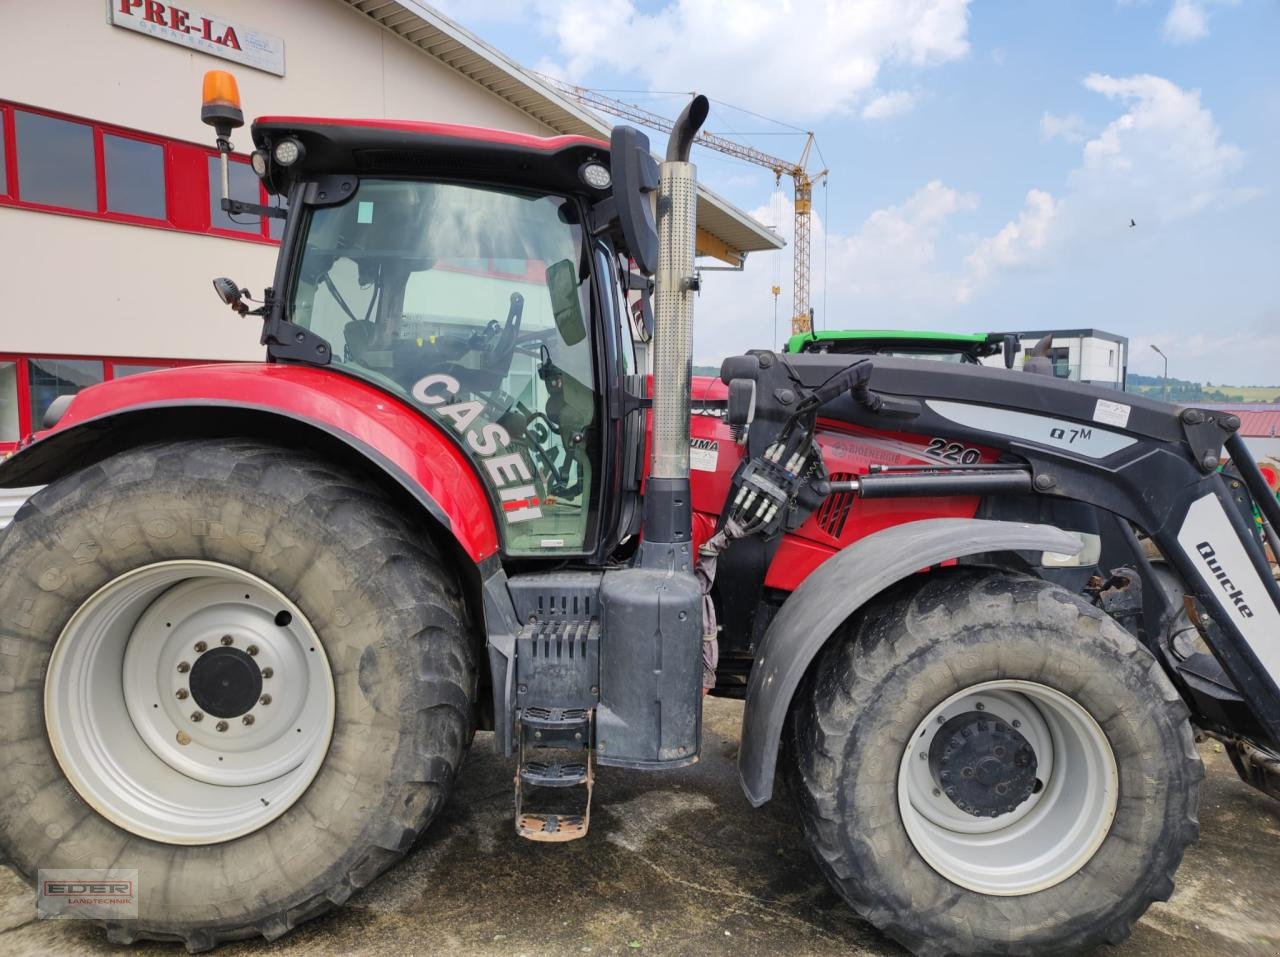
[862,90,918,120]
[1164,0,1209,42]
[697,71,1255,358]
[1131,316,1280,381]
[962,72,1250,293]
[1076,73,1245,220]
[540,0,972,121]
[1162,0,1238,45]
[965,189,1059,285]
[694,181,978,360]
[1040,111,1086,143]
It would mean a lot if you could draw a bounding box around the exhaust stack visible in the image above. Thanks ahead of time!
[643,94,709,550]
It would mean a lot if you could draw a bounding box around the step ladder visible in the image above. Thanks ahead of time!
[515,706,594,841]
[503,572,602,842]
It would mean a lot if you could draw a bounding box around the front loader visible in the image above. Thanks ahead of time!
[1,72,1278,956]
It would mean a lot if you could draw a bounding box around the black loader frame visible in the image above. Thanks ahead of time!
[721,351,1280,800]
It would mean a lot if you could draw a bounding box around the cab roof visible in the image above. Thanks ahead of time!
[785,329,1000,355]
[250,115,612,197]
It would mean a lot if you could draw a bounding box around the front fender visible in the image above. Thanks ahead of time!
[737,518,1083,807]
[0,363,499,562]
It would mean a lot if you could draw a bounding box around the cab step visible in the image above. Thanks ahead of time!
[520,760,589,787]
[515,706,594,842]
[505,573,603,843]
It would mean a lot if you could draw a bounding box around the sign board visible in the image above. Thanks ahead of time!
[109,1,285,77]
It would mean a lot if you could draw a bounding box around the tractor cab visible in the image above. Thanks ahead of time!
[215,107,661,561]
[254,119,620,556]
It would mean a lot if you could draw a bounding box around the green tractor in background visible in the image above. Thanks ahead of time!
[785,328,1023,367]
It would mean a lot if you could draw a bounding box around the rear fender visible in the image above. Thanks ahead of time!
[0,363,500,562]
[737,518,1083,807]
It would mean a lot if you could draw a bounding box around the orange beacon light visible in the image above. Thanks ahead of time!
[201,70,244,135]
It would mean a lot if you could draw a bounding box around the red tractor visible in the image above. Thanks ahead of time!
[3,71,1280,955]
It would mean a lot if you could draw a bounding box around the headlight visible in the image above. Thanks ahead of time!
[580,162,611,190]
[273,138,304,166]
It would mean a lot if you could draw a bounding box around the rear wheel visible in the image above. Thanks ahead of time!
[787,569,1201,956]
[0,440,476,950]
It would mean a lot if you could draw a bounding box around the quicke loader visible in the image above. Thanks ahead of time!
[2,73,1279,956]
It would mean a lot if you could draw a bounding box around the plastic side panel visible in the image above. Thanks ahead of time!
[737,518,1083,807]
[28,363,500,561]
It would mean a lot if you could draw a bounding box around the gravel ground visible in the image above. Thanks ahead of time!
[3,696,1279,957]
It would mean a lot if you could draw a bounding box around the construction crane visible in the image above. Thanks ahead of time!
[540,76,828,336]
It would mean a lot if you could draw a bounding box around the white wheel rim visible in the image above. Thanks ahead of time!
[897,679,1118,896]
[45,561,336,845]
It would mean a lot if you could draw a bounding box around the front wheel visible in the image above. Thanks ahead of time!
[0,440,476,950]
[787,570,1202,956]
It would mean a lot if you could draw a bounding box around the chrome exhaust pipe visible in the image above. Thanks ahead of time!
[643,94,708,549]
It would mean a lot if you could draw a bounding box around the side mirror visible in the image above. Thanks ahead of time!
[212,276,249,316]
[546,259,587,346]
[609,126,660,277]
[626,271,654,342]
[1002,334,1021,369]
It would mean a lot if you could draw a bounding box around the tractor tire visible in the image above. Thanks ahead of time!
[786,569,1202,956]
[0,439,476,951]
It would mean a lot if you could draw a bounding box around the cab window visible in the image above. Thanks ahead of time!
[288,179,600,556]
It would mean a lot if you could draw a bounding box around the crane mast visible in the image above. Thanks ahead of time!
[539,76,827,335]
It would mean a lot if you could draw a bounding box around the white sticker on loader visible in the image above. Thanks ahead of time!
[1093,398,1131,429]
[926,401,1137,460]
[690,438,720,472]
[1177,493,1280,683]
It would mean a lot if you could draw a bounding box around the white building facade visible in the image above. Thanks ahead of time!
[980,328,1129,389]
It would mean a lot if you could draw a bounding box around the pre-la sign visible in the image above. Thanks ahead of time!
[109,1,285,76]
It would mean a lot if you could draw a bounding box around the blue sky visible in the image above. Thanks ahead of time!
[436,0,1279,384]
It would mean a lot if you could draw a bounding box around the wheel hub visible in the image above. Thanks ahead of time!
[189,646,263,719]
[897,680,1119,896]
[929,711,1038,817]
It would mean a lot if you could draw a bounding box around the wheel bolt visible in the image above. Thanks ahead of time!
[220,635,234,646]
[175,689,189,700]
[1012,720,1021,728]
[216,721,229,733]
[177,661,191,674]
[919,752,927,761]
[932,788,941,797]
[260,694,272,706]
[247,645,259,657]
[975,702,985,711]
[261,667,274,679]
[243,714,255,726]
[194,641,208,653]
[190,711,204,722]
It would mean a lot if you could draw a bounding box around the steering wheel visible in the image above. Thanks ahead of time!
[479,292,524,377]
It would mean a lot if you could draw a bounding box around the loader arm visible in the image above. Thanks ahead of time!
[730,353,1280,753]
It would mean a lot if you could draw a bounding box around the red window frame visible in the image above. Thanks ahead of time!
[0,104,11,199]
[0,353,214,454]
[0,100,278,245]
